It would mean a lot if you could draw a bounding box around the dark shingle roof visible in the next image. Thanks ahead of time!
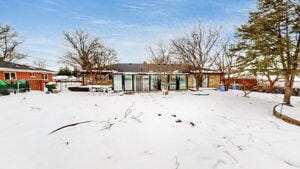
[0,60,53,72]
[109,63,192,73]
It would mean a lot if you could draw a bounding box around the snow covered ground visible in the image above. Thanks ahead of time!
[0,90,300,169]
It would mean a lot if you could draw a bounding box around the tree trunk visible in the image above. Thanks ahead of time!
[195,73,203,90]
[266,77,279,93]
[266,84,274,93]
[283,74,295,105]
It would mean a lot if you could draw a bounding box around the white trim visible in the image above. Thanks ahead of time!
[41,73,48,80]
[117,72,189,75]
[80,70,118,73]
[4,72,17,80]
[0,67,53,73]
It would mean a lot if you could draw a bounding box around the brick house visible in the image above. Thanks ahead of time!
[0,61,54,91]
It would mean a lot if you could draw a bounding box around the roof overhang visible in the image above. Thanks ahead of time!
[80,70,118,73]
[114,72,189,75]
[0,68,54,73]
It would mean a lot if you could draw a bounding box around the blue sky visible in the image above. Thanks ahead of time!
[0,0,256,70]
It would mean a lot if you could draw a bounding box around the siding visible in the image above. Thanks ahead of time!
[208,74,221,88]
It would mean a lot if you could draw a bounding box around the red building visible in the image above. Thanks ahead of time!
[0,61,54,91]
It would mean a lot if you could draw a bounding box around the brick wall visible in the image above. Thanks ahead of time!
[0,71,3,80]
[0,71,53,91]
[224,78,257,89]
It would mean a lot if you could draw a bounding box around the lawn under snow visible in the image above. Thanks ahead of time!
[0,90,300,169]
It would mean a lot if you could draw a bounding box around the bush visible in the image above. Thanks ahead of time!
[0,88,10,96]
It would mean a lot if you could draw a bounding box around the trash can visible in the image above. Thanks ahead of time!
[232,84,238,90]
[18,79,30,92]
[45,82,56,93]
[0,80,10,95]
[219,84,226,91]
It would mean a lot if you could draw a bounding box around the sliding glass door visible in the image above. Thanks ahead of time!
[113,74,122,91]
[124,75,133,91]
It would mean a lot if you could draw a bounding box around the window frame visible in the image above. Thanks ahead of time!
[4,72,17,80]
[124,75,133,91]
[30,72,35,77]
[42,73,48,80]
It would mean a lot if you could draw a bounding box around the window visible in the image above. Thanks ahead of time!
[42,74,48,80]
[169,75,177,90]
[150,75,158,90]
[4,72,16,80]
[124,75,133,91]
[178,75,187,90]
[160,75,168,90]
[202,75,208,87]
[4,73,10,80]
[113,74,122,91]
[30,72,35,77]
[142,75,149,92]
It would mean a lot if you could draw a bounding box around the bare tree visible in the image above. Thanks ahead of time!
[172,23,220,90]
[91,45,118,84]
[61,29,100,70]
[61,29,118,84]
[147,41,176,94]
[147,41,174,64]
[215,40,237,84]
[91,46,118,69]
[33,58,46,69]
[0,24,26,62]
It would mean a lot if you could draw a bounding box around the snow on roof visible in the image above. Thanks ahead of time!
[53,75,78,81]
[0,60,53,73]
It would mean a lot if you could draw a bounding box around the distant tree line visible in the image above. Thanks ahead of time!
[57,67,79,77]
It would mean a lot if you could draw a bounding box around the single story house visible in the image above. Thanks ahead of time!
[0,61,54,91]
[81,63,222,92]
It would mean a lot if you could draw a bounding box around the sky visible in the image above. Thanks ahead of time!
[0,0,256,70]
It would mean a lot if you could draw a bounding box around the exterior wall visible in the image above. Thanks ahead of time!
[224,78,257,89]
[208,74,221,88]
[188,75,195,89]
[0,71,53,91]
[0,71,4,80]
[82,73,112,86]
[113,73,188,92]
[188,74,221,89]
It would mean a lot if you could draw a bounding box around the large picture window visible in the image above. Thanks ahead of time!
[160,75,168,90]
[124,75,133,91]
[142,75,149,92]
[150,75,158,90]
[169,75,177,90]
[178,75,187,90]
[113,74,123,91]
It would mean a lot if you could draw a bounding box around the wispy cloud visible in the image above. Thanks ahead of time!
[0,0,256,69]
[123,4,145,10]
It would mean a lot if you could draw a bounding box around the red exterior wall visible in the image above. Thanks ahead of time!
[0,71,53,91]
[224,78,258,89]
[0,71,4,80]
